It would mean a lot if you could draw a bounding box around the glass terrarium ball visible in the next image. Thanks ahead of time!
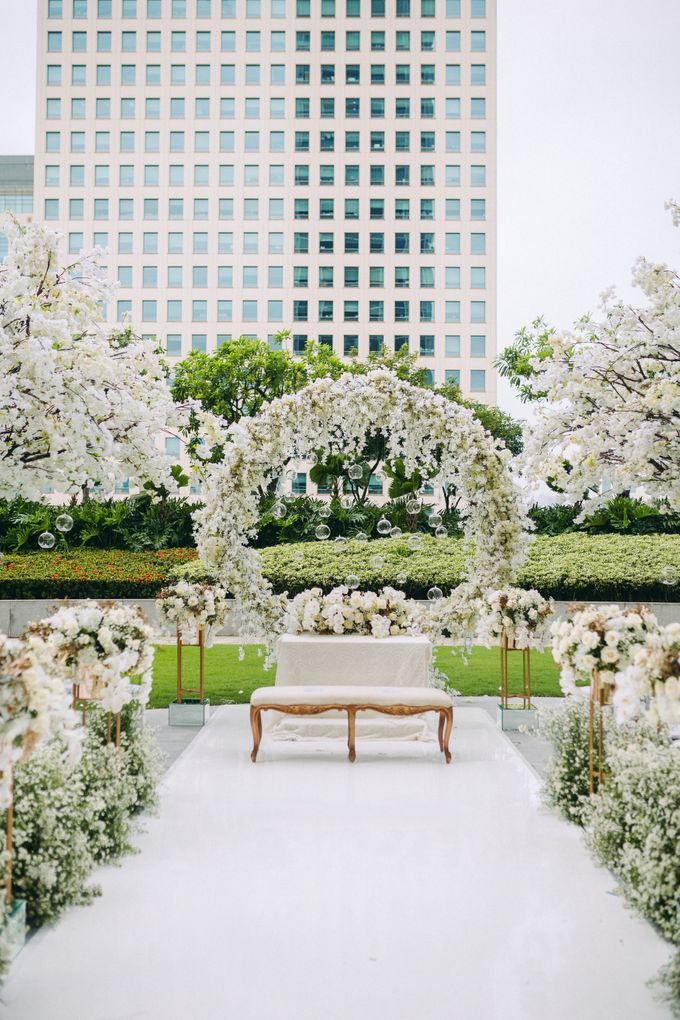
[334,536,348,552]
[293,549,304,564]
[271,502,287,520]
[354,531,369,543]
[390,526,402,538]
[318,503,331,519]
[55,513,74,533]
[435,525,448,539]
[347,463,364,481]
[660,565,678,586]
[427,586,443,601]
[407,534,422,552]
[428,513,443,529]
[345,574,360,590]
[406,498,420,515]
[315,524,331,541]
[376,516,392,536]
[341,495,354,509]
[38,531,56,550]
[395,572,408,587]
[370,555,385,571]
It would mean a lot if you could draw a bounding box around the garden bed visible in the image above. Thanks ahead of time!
[0,534,678,603]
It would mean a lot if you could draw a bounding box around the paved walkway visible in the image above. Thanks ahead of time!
[3,705,671,1020]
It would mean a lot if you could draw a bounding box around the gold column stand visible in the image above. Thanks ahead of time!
[499,632,532,710]
[176,624,205,704]
[588,669,612,795]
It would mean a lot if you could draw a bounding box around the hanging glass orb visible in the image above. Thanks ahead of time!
[55,513,74,533]
[334,536,348,552]
[309,452,319,466]
[376,516,392,536]
[345,574,360,590]
[38,531,56,550]
[390,526,402,538]
[427,586,443,601]
[395,571,408,587]
[660,566,678,586]
[318,503,331,519]
[315,524,331,541]
[407,534,422,552]
[348,462,364,481]
[283,468,296,481]
[406,498,420,515]
[341,495,354,509]
[434,525,448,539]
[370,555,385,571]
[428,513,443,529]
[271,502,287,520]
[354,531,369,543]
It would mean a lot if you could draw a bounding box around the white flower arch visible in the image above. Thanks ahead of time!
[193,369,530,637]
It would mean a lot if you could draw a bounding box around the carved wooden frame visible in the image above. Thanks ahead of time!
[250,702,453,764]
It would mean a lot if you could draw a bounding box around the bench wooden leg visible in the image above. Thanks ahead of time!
[347,706,356,763]
[438,711,445,752]
[250,706,263,762]
[442,707,453,764]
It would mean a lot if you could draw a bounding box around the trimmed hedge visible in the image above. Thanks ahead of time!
[0,534,678,602]
[0,548,195,599]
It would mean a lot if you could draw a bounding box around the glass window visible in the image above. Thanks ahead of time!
[44,198,59,220]
[470,369,486,392]
[48,0,63,15]
[446,131,461,152]
[295,266,309,286]
[471,232,486,254]
[47,64,62,85]
[72,31,87,52]
[446,31,460,51]
[271,31,285,51]
[396,64,410,83]
[221,31,235,51]
[446,199,460,220]
[445,335,460,357]
[471,97,486,118]
[47,32,63,52]
[471,63,486,85]
[419,335,435,356]
[446,0,460,12]
[97,31,111,51]
[196,31,211,51]
[121,31,137,52]
[421,0,434,13]
[471,198,486,220]
[420,64,435,84]
[470,300,487,324]
[445,266,460,288]
[471,335,486,357]
[445,301,460,323]
[121,64,135,84]
[246,31,260,51]
[446,98,460,119]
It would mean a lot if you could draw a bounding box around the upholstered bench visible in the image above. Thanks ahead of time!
[249,685,453,763]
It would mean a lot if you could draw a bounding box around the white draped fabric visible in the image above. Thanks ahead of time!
[269,634,435,740]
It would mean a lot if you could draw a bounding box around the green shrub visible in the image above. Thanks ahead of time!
[0,548,195,599]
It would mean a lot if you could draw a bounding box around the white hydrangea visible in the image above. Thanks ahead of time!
[24,601,155,715]
[614,622,680,728]
[156,580,230,647]
[0,635,81,809]
[476,586,554,650]
[284,585,421,637]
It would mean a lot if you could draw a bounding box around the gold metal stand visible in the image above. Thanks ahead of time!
[176,624,205,704]
[4,773,13,906]
[72,681,93,726]
[499,632,531,709]
[105,711,122,748]
[588,669,612,795]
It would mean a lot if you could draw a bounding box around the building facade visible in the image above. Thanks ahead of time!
[34,0,495,400]
[0,156,35,258]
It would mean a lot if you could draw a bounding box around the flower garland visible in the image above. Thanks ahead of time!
[156,579,230,647]
[476,586,554,650]
[194,370,530,642]
[550,604,659,699]
[285,586,421,638]
[24,602,155,714]
[0,635,80,809]
[613,622,680,728]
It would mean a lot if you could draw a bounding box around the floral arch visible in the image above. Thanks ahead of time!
[193,369,530,636]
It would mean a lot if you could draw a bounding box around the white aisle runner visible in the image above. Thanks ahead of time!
[3,707,671,1020]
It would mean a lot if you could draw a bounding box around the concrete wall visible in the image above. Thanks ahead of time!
[1,597,678,639]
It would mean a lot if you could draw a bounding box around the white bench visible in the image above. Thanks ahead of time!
[249,685,453,764]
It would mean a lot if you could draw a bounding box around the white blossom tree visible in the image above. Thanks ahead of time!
[0,217,188,500]
[498,204,680,516]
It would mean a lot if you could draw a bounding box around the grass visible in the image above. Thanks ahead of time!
[149,643,563,709]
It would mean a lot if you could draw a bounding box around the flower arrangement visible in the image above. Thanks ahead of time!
[550,604,659,699]
[613,622,680,728]
[0,635,80,809]
[476,586,554,650]
[156,579,230,647]
[193,370,530,645]
[285,585,421,638]
[24,601,155,714]
[418,583,483,649]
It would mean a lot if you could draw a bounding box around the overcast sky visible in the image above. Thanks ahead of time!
[1,0,679,418]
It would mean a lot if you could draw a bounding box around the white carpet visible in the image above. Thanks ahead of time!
[3,706,672,1020]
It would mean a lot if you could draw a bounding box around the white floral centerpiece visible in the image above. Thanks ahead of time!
[285,586,421,638]
[550,604,659,700]
[418,583,482,650]
[0,635,80,809]
[156,579,230,647]
[24,602,155,714]
[613,622,680,728]
[477,586,554,650]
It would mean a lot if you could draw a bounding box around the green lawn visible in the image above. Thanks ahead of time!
[149,643,563,708]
